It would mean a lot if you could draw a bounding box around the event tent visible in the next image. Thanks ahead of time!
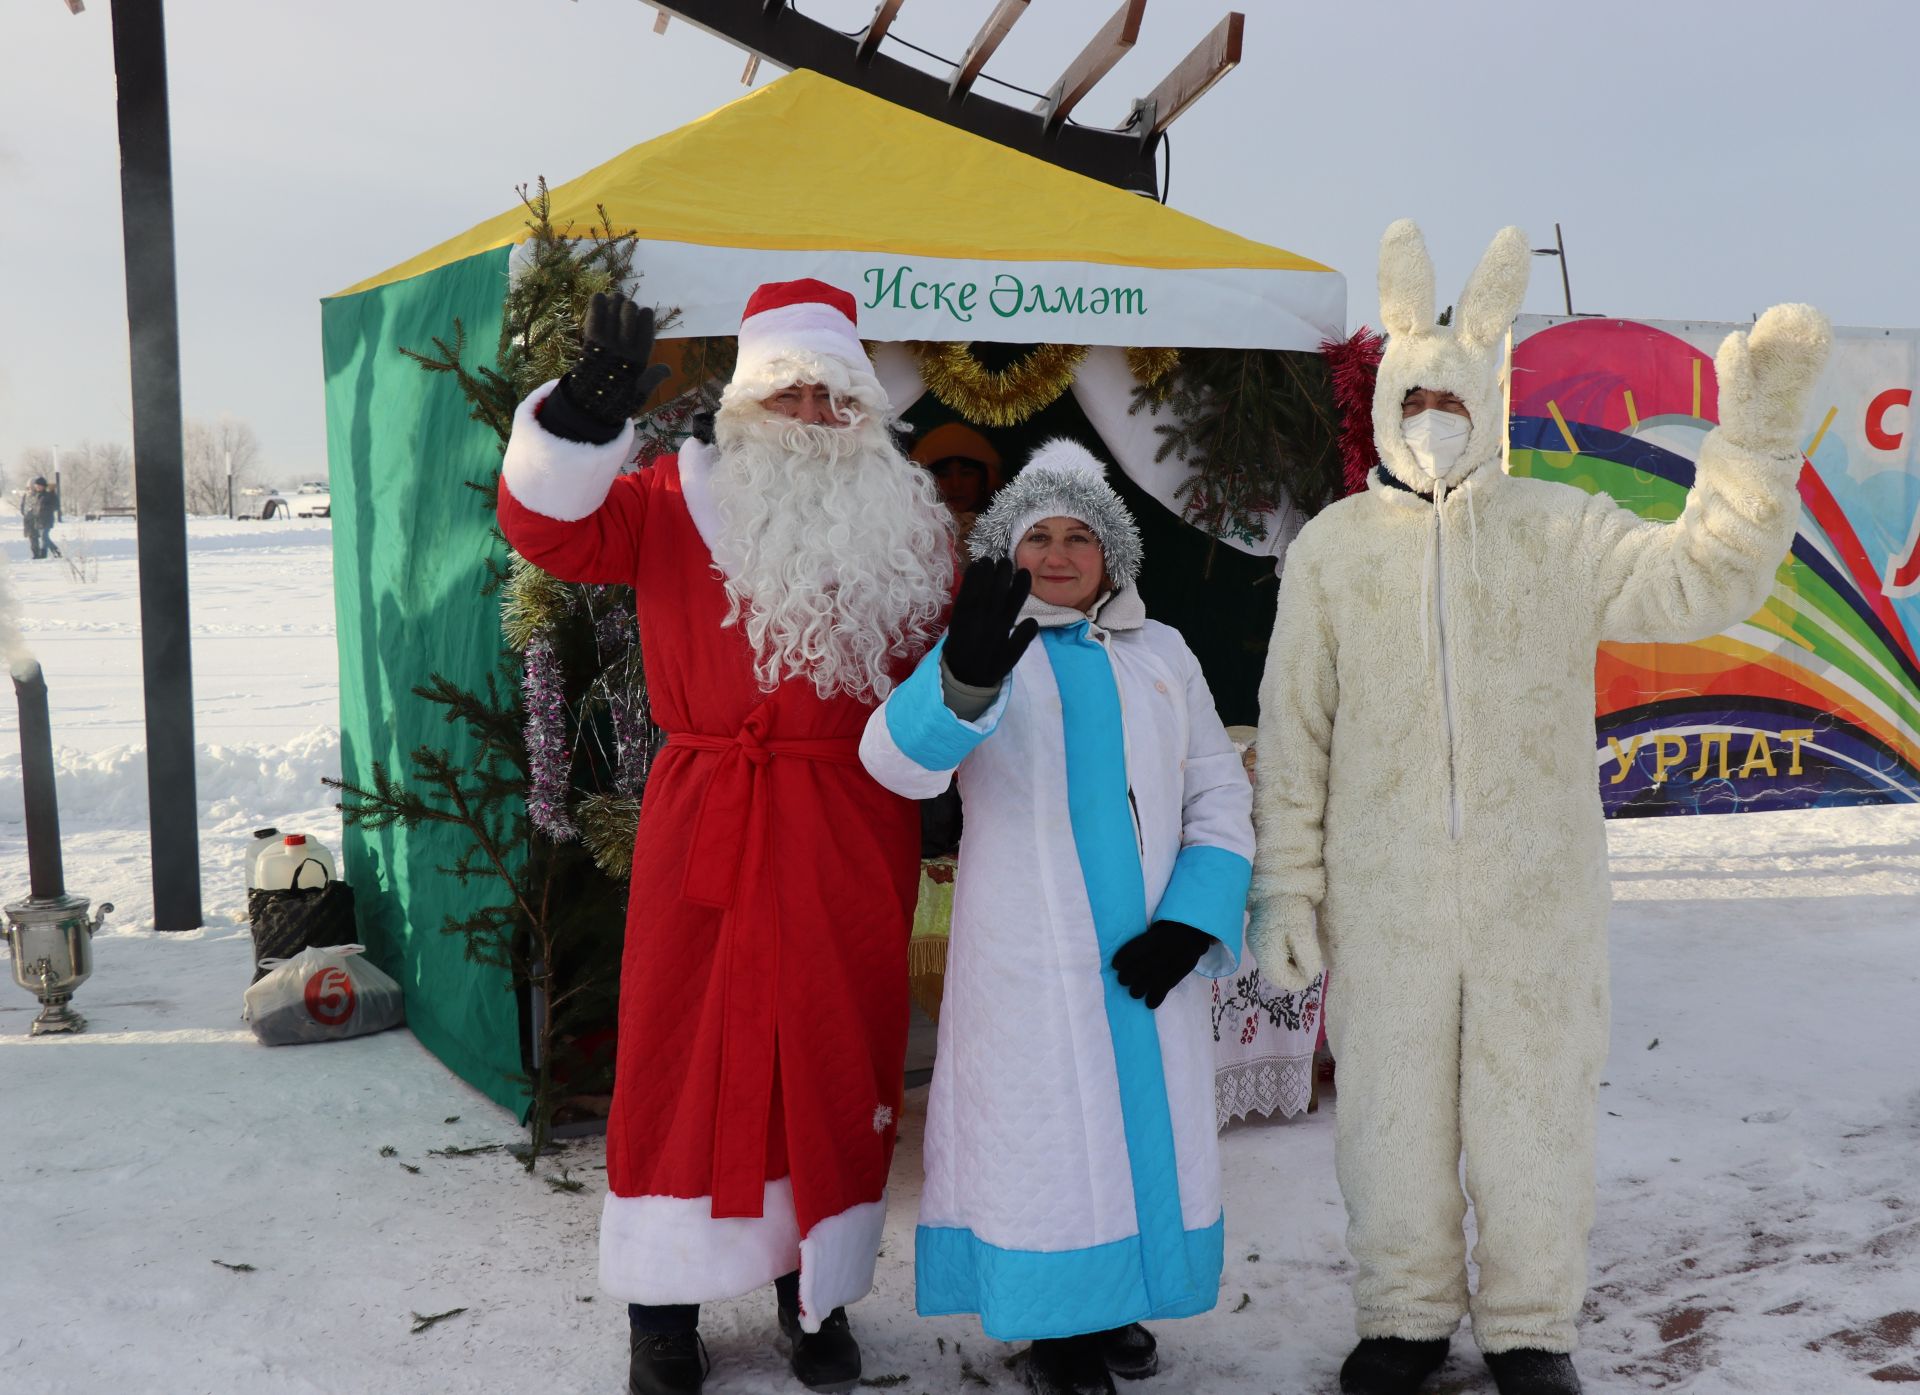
[321,69,1343,1113]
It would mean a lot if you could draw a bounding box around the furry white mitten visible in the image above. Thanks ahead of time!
[1712,303,1833,456]
[1250,894,1323,993]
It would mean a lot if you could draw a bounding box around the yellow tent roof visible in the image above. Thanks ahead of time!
[338,69,1331,297]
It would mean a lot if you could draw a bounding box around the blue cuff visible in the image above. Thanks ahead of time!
[883,637,1009,773]
[1153,844,1250,977]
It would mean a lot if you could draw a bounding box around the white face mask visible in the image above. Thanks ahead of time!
[1401,407,1473,482]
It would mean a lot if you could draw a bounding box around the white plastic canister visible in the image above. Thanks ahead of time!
[253,833,336,891]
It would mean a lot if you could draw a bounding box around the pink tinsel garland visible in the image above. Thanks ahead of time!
[522,633,578,841]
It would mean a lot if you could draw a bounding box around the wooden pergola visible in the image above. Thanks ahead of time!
[647,0,1246,195]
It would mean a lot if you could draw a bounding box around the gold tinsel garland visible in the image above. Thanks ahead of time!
[500,553,572,652]
[913,341,1087,428]
[1125,346,1181,400]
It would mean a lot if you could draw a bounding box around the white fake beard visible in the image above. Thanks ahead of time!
[708,403,955,701]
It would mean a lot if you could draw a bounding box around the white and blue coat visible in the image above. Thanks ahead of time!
[860,586,1255,1341]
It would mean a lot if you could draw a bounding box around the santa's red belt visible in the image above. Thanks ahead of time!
[666,713,863,1217]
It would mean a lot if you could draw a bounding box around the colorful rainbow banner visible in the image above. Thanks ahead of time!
[1509,315,1920,816]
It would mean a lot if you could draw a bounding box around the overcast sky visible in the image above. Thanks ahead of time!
[3,0,1917,477]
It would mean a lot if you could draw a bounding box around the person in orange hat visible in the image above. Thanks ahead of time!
[910,422,1003,542]
[499,279,956,1395]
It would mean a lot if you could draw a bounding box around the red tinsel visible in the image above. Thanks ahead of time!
[1320,327,1385,497]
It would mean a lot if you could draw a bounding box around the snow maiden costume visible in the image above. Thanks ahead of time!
[860,440,1255,1395]
[1250,221,1830,1395]
[497,281,955,1395]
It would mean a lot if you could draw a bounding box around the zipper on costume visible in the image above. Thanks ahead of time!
[1433,505,1463,840]
[1126,787,1145,856]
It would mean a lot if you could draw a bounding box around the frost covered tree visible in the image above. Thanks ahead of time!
[184,416,262,515]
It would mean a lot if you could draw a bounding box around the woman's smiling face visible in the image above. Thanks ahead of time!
[1014,515,1107,614]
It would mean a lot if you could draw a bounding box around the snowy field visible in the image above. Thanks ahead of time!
[1,519,1917,1394]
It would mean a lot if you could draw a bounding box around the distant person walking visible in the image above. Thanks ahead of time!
[21,477,58,559]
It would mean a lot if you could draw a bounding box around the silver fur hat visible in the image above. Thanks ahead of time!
[968,437,1143,590]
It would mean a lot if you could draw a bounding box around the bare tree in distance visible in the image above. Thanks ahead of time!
[56,440,133,516]
[184,415,263,515]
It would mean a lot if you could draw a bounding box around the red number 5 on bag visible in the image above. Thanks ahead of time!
[304,966,357,1026]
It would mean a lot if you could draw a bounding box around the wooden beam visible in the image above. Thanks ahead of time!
[1041,0,1145,133]
[949,0,1028,100]
[647,0,1159,193]
[1131,10,1242,144]
[854,0,904,64]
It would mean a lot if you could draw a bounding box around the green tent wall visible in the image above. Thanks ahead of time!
[322,247,530,1115]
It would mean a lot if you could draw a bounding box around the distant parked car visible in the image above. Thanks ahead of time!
[236,485,289,520]
[291,481,331,518]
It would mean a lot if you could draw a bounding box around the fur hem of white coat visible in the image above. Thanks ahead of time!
[599,1181,884,1330]
[498,382,637,521]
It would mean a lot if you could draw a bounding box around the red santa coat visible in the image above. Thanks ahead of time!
[496,386,921,1326]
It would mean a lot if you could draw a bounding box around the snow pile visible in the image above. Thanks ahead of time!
[0,727,342,830]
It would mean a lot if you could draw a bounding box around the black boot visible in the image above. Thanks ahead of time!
[1095,1323,1159,1380]
[1339,1337,1450,1395]
[1485,1348,1581,1395]
[1022,1336,1117,1395]
[628,1330,710,1395]
[776,1302,862,1393]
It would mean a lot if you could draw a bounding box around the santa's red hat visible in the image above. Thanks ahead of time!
[724,278,886,414]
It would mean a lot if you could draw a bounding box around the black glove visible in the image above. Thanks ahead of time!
[538,292,671,445]
[942,557,1039,689]
[1112,920,1214,1009]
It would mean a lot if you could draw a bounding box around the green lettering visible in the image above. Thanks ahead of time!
[863,265,909,310]
[990,273,1024,318]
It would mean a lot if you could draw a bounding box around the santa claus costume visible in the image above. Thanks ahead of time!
[496,280,954,1393]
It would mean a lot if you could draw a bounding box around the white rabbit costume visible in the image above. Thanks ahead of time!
[862,440,1255,1340]
[1250,221,1830,1353]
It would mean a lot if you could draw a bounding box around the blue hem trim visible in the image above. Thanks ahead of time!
[915,1218,1223,1341]
[882,637,1006,773]
[1154,844,1250,977]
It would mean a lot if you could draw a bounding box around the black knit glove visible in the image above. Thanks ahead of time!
[942,558,1040,689]
[1112,920,1214,1009]
[538,292,671,445]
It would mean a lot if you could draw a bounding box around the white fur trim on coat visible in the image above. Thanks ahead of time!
[796,1197,888,1327]
[676,437,723,568]
[499,381,637,522]
[599,1179,887,1331]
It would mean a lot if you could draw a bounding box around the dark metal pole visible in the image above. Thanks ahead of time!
[1555,221,1573,317]
[14,667,66,901]
[109,0,202,931]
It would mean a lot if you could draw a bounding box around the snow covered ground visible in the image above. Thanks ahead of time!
[1,520,1916,1393]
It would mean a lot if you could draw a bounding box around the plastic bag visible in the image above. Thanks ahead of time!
[244,944,405,1046]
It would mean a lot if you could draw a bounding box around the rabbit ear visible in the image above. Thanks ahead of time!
[1377,219,1436,338]
[1455,226,1531,348]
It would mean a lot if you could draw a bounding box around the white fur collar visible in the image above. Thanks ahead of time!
[676,437,727,574]
[1019,583,1146,633]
